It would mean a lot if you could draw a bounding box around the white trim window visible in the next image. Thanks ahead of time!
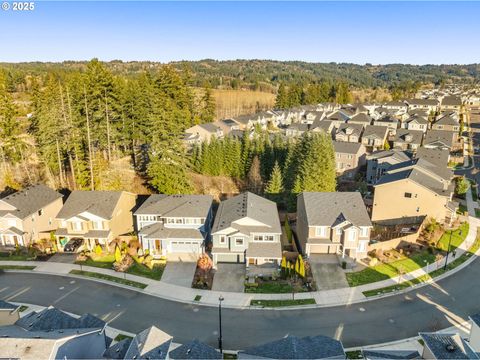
[348,229,357,242]
[235,238,244,246]
[315,226,327,237]
[357,241,367,252]
[360,227,369,237]
[73,222,83,231]
[219,235,226,244]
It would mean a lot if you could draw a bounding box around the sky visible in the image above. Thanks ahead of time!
[1,1,480,65]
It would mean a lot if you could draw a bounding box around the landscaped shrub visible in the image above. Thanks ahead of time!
[95,244,102,255]
[113,254,134,272]
[114,245,122,263]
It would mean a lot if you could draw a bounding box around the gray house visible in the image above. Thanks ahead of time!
[211,192,282,272]
[419,333,478,360]
[135,194,213,258]
[296,192,372,261]
[366,149,411,184]
[392,129,424,151]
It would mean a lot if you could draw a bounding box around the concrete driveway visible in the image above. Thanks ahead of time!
[212,263,245,292]
[309,255,349,290]
[161,258,197,288]
[48,253,77,264]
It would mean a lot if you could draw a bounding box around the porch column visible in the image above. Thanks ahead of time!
[342,246,345,259]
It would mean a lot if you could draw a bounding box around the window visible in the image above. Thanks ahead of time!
[92,221,103,230]
[315,227,327,237]
[360,227,369,237]
[357,241,367,252]
[416,207,420,212]
[235,238,244,246]
[175,218,183,224]
[404,192,412,198]
[38,209,43,216]
[73,222,83,231]
[167,218,175,224]
[348,229,357,241]
[219,236,226,244]
[266,235,274,242]
[336,228,342,235]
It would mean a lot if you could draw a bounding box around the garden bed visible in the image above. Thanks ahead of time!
[69,269,147,289]
[0,265,36,270]
[250,298,316,307]
[245,277,310,294]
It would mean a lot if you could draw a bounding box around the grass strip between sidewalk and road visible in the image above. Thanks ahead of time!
[363,228,480,297]
[250,298,316,307]
[69,270,147,289]
[0,265,36,270]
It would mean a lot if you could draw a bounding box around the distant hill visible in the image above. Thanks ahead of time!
[1,60,479,92]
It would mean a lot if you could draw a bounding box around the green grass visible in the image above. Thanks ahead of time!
[127,262,164,280]
[69,269,147,289]
[0,253,36,261]
[436,223,469,252]
[18,305,29,312]
[457,204,468,215]
[114,333,133,342]
[0,265,36,270]
[250,298,316,307]
[245,281,307,294]
[75,255,115,269]
[346,251,436,287]
[223,353,238,359]
[363,229,480,297]
[346,350,363,359]
[194,295,202,301]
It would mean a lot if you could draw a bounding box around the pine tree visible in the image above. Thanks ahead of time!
[275,83,288,109]
[265,161,284,194]
[199,84,216,123]
[247,155,262,194]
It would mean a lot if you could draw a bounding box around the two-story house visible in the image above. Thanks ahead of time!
[184,123,224,145]
[441,95,462,113]
[405,98,439,114]
[403,114,429,133]
[211,192,282,272]
[55,191,136,251]
[0,184,63,248]
[361,125,389,151]
[373,116,399,136]
[334,123,364,143]
[348,112,373,126]
[431,113,460,132]
[333,141,367,180]
[366,149,411,185]
[392,129,424,152]
[134,194,213,258]
[296,192,372,261]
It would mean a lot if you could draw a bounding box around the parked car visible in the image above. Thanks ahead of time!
[64,238,84,252]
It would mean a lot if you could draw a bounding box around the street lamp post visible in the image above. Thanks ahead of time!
[218,295,224,353]
[444,230,461,271]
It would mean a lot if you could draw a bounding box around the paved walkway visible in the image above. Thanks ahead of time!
[2,189,479,310]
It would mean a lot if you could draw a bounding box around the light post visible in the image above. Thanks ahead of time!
[444,230,461,271]
[424,259,429,282]
[218,295,224,353]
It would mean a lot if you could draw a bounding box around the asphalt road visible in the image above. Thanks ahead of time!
[1,259,480,349]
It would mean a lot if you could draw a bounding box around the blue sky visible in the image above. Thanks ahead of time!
[1,1,479,64]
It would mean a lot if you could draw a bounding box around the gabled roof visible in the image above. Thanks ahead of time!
[442,95,462,107]
[363,125,389,140]
[299,192,372,227]
[362,349,421,359]
[415,148,450,168]
[56,190,128,220]
[15,306,105,331]
[405,114,429,125]
[424,130,455,148]
[311,119,334,133]
[239,335,345,359]
[212,192,281,234]
[385,101,408,108]
[139,222,204,240]
[336,123,364,137]
[434,114,459,127]
[405,98,438,106]
[419,332,478,359]
[393,129,424,145]
[124,326,172,360]
[367,149,411,162]
[103,338,132,359]
[169,339,222,359]
[0,300,19,311]
[134,194,212,218]
[332,141,365,155]
[0,184,62,219]
[375,115,399,125]
[470,313,480,328]
[349,112,373,124]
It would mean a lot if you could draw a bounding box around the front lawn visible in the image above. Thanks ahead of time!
[436,222,469,252]
[127,262,164,280]
[346,251,436,287]
[0,265,36,270]
[70,269,147,289]
[75,254,115,269]
[0,252,36,261]
[250,298,316,307]
[245,279,309,294]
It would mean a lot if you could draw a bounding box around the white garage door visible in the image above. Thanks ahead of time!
[170,241,200,254]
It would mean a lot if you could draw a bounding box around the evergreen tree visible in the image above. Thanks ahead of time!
[275,83,288,109]
[199,84,216,123]
[265,161,284,194]
[247,155,262,194]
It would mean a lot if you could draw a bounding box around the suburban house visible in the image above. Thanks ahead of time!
[239,335,346,359]
[348,112,372,126]
[361,125,389,151]
[415,147,450,167]
[311,119,335,136]
[373,116,399,135]
[134,194,213,258]
[285,122,309,138]
[296,192,372,261]
[327,109,351,128]
[371,158,456,224]
[210,192,282,273]
[0,184,63,248]
[419,333,478,360]
[470,314,480,353]
[405,98,439,113]
[55,190,137,251]
[0,301,20,326]
[384,101,408,113]
[366,149,411,185]
[392,129,424,151]
[424,129,462,153]
[334,123,364,143]
[184,123,224,145]
[441,95,462,113]
[300,110,325,124]
[333,141,367,179]
[0,306,108,360]
[431,113,460,132]
[403,114,429,133]
[216,118,242,135]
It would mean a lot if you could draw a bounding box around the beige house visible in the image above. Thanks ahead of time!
[335,123,364,143]
[392,129,424,151]
[333,141,367,180]
[361,125,389,151]
[55,191,136,251]
[371,158,456,224]
[296,192,372,262]
[184,123,224,145]
[441,95,462,113]
[403,114,429,133]
[431,113,460,132]
[211,192,282,274]
[0,184,63,248]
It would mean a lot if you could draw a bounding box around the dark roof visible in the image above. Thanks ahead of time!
[333,141,365,155]
[336,123,364,137]
[420,332,479,359]
[363,125,389,139]
[362,349,421,359]
[349,112,373,124]
[442,96,462,107]
[405,98,438,106]
[0,184,62,219]
[124,326,172,360]
[434,114,459,127]
[134,194,212,218]
[424,130,455,148]
[0,300,19,311]
[299,192,372,227]
[393,129,424,145]
[367,149,411,162]
[169,339,222,359]
[405,114,429,125]
[415,148,450,168]
[103,338,132,359]
[15,306,105,331]
[239,335,345,359]
[470,313,480,328]
[56,190,127,220]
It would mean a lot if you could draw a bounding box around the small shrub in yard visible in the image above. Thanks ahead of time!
[113,254,134,272]
[95,244,102,255]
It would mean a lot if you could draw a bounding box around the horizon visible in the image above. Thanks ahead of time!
[1,1,480,64]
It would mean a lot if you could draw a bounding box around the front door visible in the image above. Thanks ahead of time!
[154,239,162,255]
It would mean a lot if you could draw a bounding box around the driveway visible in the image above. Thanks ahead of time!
[212,263,245,292]
[48,253,77,264]
[309,255,349,290]
[161,258,197,288]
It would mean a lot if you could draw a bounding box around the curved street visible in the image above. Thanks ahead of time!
[1,255,480,350]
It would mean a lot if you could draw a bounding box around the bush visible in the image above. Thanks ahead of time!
[341,261,347,269]
[94,244,102,255]
[455,176,469,196]
[113,254,134,272]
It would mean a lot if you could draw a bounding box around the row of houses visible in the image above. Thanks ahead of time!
[2,302,480,359]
